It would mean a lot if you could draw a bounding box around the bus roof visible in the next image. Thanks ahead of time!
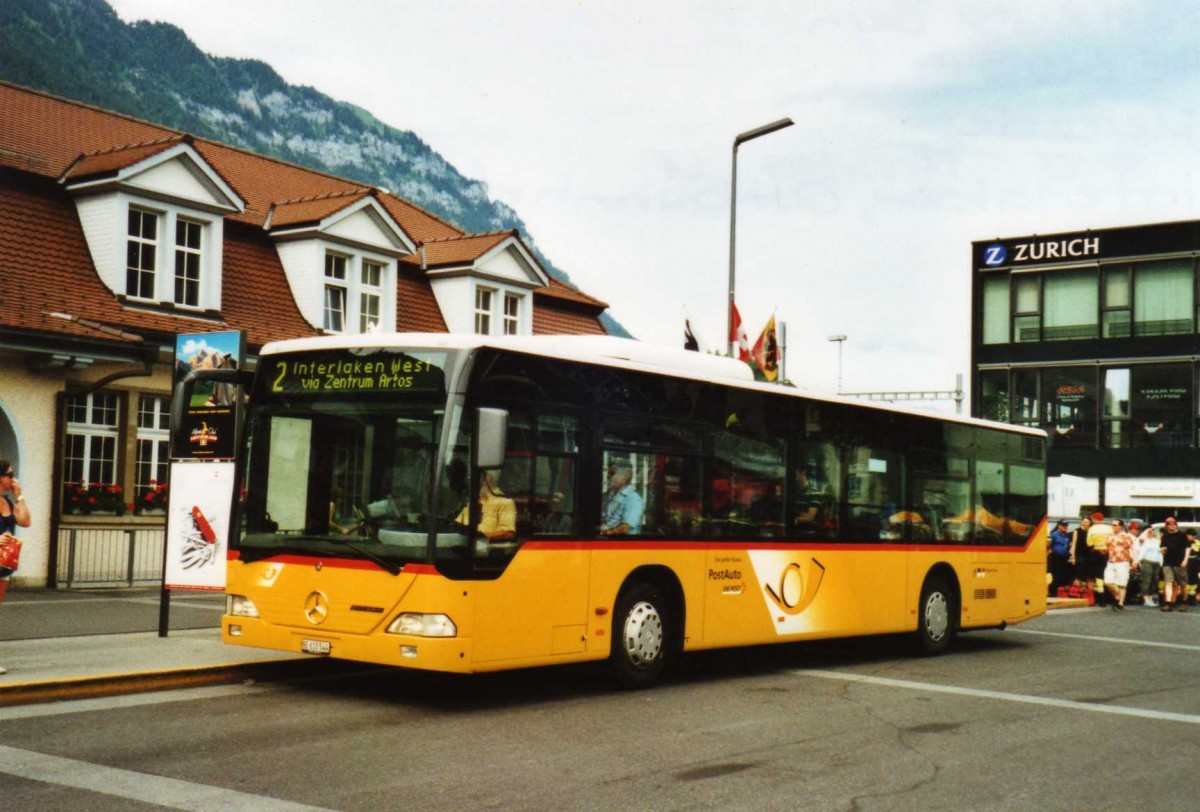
[259,332,1045,439]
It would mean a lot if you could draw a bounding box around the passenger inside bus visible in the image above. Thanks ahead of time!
[600,462,644,536]
[455,471,516,544]
[793,462,832,537]
[541,491,573,534]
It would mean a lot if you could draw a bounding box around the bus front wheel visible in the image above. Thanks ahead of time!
[915,575,957,656]
[610,582,668,689]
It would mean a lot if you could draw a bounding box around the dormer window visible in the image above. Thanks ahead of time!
[267,193,412,334]
[126,208,158,299]
[475,287,493,335]
[321,250,392,334]
[122,204,212,307]
[503,292,521,335]
[62,139,243,314]
[360,260,383,332]
[175,218,203,307]
[323,252,349,332]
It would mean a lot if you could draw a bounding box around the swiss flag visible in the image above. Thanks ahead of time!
[730,303,751,362]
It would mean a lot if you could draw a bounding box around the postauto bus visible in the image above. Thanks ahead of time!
[177,333,1048,687]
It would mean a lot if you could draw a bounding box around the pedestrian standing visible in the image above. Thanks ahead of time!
[1048,519,1072,596]
[1070,517,1093,588]
[1134,524,1162,607]
[1159,517,1190,612]
[0,459,32,676]
[1103,519,1135,611]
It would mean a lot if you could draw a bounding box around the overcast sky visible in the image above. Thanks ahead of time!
[109,0,1200,409]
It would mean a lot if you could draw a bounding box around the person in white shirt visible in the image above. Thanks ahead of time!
[1133,524,1162,607]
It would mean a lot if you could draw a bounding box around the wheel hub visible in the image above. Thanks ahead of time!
[623,600,663,667]
[924,592,949,641]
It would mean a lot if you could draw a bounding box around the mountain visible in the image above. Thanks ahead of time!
[0,0,629,336]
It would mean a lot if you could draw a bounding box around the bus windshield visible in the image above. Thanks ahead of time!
[239,348,472,569]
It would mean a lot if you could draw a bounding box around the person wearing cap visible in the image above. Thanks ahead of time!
[1159,517,1190,612]
[1048,519,1072,597]
[1132,523,1161,606]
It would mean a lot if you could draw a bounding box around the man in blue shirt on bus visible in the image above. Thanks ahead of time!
[600,463,644,536]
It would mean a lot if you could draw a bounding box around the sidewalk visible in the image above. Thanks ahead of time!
[0,587,306,706]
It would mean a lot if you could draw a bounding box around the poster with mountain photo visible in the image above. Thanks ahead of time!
[173,331,245,460]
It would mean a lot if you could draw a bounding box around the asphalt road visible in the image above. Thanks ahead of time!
[2,605,1199,811]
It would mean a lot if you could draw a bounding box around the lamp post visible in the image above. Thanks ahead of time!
[727,117,794,357]
[828,334,847,394]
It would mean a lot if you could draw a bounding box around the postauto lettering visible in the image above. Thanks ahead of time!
[984,237,1100,266]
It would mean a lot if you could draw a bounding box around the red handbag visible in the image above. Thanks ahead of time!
[0,537,21,572]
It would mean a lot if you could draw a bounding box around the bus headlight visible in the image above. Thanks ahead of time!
[227,594,261,618]
[387,613,457,637]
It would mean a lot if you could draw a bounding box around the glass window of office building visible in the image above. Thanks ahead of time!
[1042,269,1097,341]
[1134,260,1193,337]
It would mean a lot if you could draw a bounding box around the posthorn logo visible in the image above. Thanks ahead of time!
[983,243,1007,266]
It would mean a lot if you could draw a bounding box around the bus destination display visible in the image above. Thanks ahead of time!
[267,350,445,395]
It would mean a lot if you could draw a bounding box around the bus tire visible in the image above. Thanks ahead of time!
[610,582,668,689]
[915,574,956,656]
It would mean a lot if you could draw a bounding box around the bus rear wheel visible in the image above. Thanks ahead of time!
[610,582,668,689]
[915,575,957,656]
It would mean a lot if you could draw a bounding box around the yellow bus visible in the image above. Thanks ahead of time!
[183,334,1047,687]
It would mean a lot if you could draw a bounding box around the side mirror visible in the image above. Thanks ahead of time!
[475,407,508,470]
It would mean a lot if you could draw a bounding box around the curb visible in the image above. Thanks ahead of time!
[0,658,329,707]
[1046,597,1092,610]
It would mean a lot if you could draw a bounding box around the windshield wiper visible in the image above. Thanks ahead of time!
[334,537,401,576]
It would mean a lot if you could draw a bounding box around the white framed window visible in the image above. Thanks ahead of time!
[503,292,521,335]
[324,252,349,332]
[63,392,122,513]
[174,218,203,307]
[123,202,214,308]
[475,287,494,335]
[360,260,383,333]
[126,208,158,299]
[135,395,170,512]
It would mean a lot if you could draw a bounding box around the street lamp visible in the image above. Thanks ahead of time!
[727,117,794,357]
[828,334,847,394]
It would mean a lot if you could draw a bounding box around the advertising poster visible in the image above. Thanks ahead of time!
[164,461,235,591]
[173,330,245,460]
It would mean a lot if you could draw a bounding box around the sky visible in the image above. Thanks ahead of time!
[108,0,1200,411]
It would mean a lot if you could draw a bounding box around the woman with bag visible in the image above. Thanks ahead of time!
[0,459,31,675]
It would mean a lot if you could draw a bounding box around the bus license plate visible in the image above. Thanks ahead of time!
[301,639,331,655]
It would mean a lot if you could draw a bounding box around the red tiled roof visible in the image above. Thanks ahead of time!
[0,81,609,348]
[417,231,517,268]
[533,305,607,335]
[396,265,448,332]
[266,190,370,230]
[536,276,608,309]
[59,137,185,183]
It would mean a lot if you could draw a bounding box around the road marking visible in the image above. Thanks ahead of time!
[0,744,335,811]
[794,669,1200,726]
[1009,628,1200,652]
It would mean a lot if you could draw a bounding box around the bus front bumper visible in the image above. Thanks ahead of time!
[222,616,474,673]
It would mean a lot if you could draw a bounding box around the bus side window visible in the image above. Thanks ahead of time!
[534,412,579,536]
